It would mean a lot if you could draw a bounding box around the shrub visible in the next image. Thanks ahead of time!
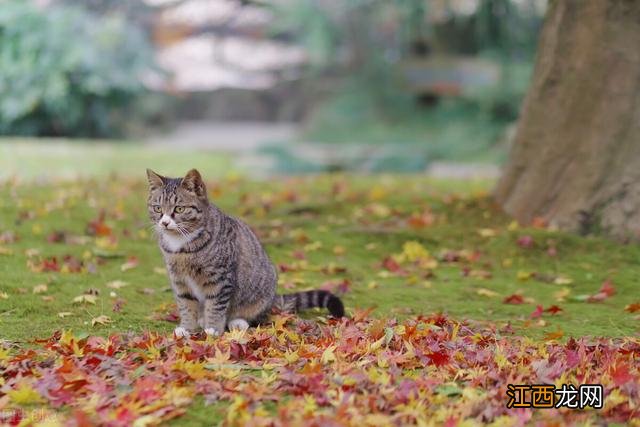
[0,2,155,137]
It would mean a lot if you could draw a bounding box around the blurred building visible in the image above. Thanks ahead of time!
[147,0,306,92]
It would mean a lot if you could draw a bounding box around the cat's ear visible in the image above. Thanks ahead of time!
[146,169,165,190]
[181,169,207,198]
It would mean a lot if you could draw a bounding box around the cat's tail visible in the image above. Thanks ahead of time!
[274,290,345,317]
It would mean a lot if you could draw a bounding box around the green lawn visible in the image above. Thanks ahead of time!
[1,141,639,425]
[1,172,638,341]
[0,139,238,180]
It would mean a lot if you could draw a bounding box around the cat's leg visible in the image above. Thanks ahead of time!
[227,318,250,331]
[171,278,200,338]
[202,270,236,336]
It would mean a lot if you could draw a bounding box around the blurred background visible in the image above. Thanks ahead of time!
[0,0,546,179]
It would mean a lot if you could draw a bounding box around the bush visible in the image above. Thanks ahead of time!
[0,3,155,138]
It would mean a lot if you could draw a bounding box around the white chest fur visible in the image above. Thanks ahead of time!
[185,276,205,302]
[160,228,201,252]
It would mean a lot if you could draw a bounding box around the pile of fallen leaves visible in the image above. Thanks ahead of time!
[1,313,638,426]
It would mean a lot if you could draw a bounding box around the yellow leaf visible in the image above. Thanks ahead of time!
[303,241,322,252]
[0,246,13,255]
[153,267,167,275]
[8,384,43,404]
[377,354,389,368]
[303,394,318,414]
[478,228,497,238]
[554,276,573,285]
[73,294,97,305]
[476,288,499,297]
[284,350,299,364]
[605,389,628,409]
[369,203,391,218]
[368,185,387,201]
[494,349,510,369]
[554,287,571,302]
[401,241,430,262]
[25,248,40,257]
[33,284,48,294]
[91,315,112,327]
[333,245,345,255]
[517,270,533,281]
[57,312,74,318]
[133,415,158,427]
[369,336,386,352]
[321,345,337,364]
[106,280,128,289]
[0,292,8,300]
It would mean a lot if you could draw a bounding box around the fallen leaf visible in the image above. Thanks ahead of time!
[503,294,525,304]
[91,315,112,327]
[545,305,563,315]
[121,256,139,272]
[7,384,43,404]
[32,284,48,294]
[476,288,499,297]
[106,280,128,289]
[73,294,97,305]
[530,305,544,319]
[544,329,564,340]
[624,302,640,313]
[517,235,534,248]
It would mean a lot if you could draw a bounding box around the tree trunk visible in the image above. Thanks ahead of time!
[494,0,640,240]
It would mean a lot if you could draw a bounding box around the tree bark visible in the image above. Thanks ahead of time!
[494,0,640,240]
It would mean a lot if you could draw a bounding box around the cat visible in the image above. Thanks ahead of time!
[146,168,344,337]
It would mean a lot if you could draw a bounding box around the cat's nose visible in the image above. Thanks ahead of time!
[161,220,170,227]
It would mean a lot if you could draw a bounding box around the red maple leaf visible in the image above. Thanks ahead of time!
[530,305,544,318]
[427,350,450,367]
[588,279,616,302]
[610,363,635,387]
[517,235,534,248]
[382,256,402,272]
[503,294,524,304]
[86,211,112,237]
[545,305,563,315]
[624,302,640,313]
[600,279,616,297]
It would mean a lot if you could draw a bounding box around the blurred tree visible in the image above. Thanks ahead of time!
[0,2,155,137]
[271,1,542,120]
[495,0,640,240]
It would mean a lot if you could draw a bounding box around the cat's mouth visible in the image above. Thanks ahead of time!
[157,223,178,233]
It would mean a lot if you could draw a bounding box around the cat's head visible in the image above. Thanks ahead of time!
[146,168,208,235]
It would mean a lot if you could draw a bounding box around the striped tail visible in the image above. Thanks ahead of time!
[274,290,345,318]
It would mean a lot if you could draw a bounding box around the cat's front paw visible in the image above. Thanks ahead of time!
[228,318,250,331]
[204,327,221,337]
[174,326,191,338]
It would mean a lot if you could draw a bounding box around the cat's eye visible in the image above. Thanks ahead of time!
[153,205,162,213]
[174,206,185,214]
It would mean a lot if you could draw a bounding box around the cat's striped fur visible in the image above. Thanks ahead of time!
[147,169,344,337]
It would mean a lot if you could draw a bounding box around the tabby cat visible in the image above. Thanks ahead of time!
[147,169,344,337]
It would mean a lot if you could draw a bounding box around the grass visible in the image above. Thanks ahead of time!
[0,139,238,180]
[1,141,639,425]
[1,171,638,342]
